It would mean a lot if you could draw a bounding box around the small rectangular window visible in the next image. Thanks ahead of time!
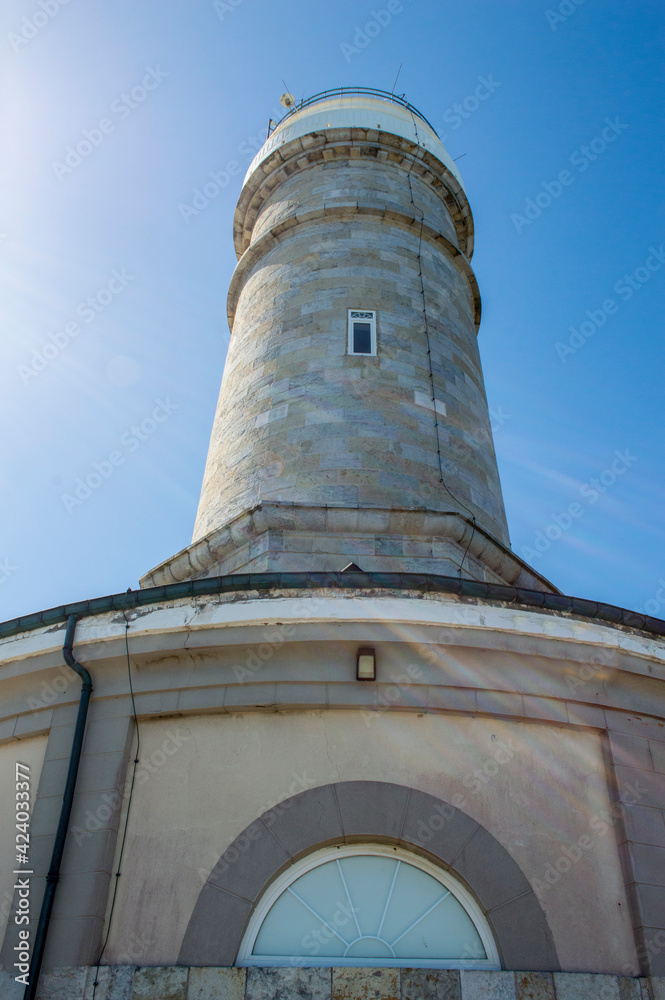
[348,310,377,356]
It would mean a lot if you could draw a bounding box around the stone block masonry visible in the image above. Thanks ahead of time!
[181,102,513,587]
[194,211,507,544]
[143,96,560,589]
[2,966,662,1000]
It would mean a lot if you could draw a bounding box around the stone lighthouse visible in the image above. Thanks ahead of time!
[2,89,664,1000]
[142,88,554,591]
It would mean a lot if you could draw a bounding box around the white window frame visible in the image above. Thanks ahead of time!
[347,310,377,356]
[236,842,500,969]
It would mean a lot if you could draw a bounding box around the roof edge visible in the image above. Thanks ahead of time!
[1,571,663,642]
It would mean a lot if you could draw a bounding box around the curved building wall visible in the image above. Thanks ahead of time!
[1,590,665,982]
[105,712,629,971]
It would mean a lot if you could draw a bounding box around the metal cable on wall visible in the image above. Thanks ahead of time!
[405,112,478,578]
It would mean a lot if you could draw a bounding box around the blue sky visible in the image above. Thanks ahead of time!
[1,0,663,621]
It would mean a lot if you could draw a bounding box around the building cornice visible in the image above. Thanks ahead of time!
[143,504,552,593]
[233,127,474,260]
[1,566,663,645]
[227,201,481,332]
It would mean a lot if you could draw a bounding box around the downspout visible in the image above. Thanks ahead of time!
[24,614,92,1000]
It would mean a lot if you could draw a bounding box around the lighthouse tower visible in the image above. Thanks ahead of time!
[2,90,664,1000]
[142,88,554,592]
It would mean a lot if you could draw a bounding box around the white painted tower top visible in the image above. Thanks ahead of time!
[244,88,465,191]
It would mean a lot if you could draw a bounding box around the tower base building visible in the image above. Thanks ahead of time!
[1,90,665,1000]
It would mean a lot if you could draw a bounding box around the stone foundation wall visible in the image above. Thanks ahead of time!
[2,966,663,1000]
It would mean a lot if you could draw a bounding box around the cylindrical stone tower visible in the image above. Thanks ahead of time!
[142,89,555,591]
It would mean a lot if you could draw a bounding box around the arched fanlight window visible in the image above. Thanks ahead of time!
[237,844,500,968]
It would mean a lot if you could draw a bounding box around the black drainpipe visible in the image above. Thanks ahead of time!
[24,614,92,1000]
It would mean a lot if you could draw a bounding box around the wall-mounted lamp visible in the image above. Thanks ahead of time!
[356,647,376,681]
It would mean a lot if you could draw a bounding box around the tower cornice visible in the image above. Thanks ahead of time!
[140,502,557,593]
[233,127,474,260]
[227,203,481,333]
